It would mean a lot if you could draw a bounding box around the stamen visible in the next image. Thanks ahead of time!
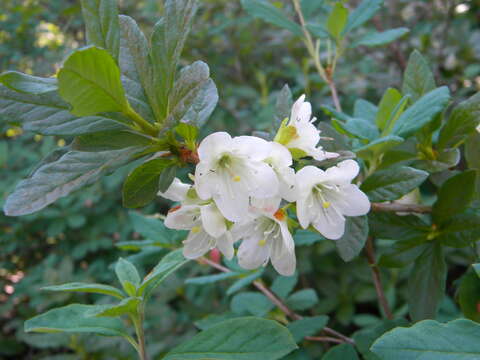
[232,175,241,182]
[258,239,267,246]
[322,201,331,209]
[191,226,201,234]
[273,209,286,221]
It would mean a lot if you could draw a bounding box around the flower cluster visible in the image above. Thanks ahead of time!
[160,96,370,276]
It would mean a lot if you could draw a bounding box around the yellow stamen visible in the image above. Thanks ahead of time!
[322,201,331,209]
[258,239,267,247]
[232,175,241,182]
[191,226,201,234]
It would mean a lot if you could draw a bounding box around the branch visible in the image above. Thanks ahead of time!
[371,203,432,214]
[200,257,355,345]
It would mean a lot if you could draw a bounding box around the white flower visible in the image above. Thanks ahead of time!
[275,95,338,161]
[232,198,296,276]
[160,178,234,260]
[264,142,297,202]
[194,132,279,222]
[295,160,370,240]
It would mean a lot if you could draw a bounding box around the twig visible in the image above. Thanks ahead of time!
[371,203,432,214]
[200,257,355,345]
[305,336,345,344]
[365,237,393,320]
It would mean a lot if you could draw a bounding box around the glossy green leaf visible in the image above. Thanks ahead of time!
[72,130,156,152]
[115,258,141,295]
[88,297,141,317]
[58,46,128,116]
[402,50,436,102]
[408,243,446,321]
[4,147,142,216]
[123,158,176,208]
[375,88,402,130]
[344,0,383,33]
[287,316,329,343]
[0,71,57,94]
[352,28,409,47]
[327,3,348,41]
[432,170,476,224]
[138,249,188,299]
[42,282,124,299]
[335,216,368,262]
[241,0,303,37]
[25,304,128,338]
[355,135,404,160]
[323,344,359,360]
[369,212,430,240]
[438,92,480,149]
[371,319,480,359]
[361,166,428,202]
[81,0,119,61]
[392,87,450,138]
[163,317,297,360]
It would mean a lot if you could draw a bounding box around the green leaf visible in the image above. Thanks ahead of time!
[241,0,303,37]
[308,24,330,39]
[378,239,428,268]
[333,117,379,141]
[369,212,430,241]
[138,249,188,299]
[412,148,460,173]
[81,0,120,61]
[25,304,128,337]
[438,92,480,149]
[287,316,329,343]
[344,0,383,33]
[151,0,198,118]
[4,147,142,216]
[335,216,369,262]
[323,344,359,360]
[286,289,318,311]
[158,164,177,193]
[88,297,141,317]
[115,258,141,295]
[327,3,349,41]
[361,166,428,202]
[226,269,264,296]
[231,292,274,317]
[119,15,157,123]
[370,319,480,359]
[354,99,377,123]
[408,243,446,321]
[58,47,129,116]
[432,170,477,224]
[437,210,480,247]
[375,88,402,130]
[271,273,298,299]
[473,263,480,278]
[465,132,480,199]
[294,229,325,246]
[0,71,57,94]
[352,28,409,47]
[355,136,404,160]
[402,50,436,103]
[72,130,157,151]
[42,282,124,299]
[186,272,241,285]
[165,61,218,128]
[274,84,293,131]
[176,122,199,146]
[458,269,480,322]
[123,158,176,208]
[129,211,178,243]
[163,317,297,360]
[392,87,450,138]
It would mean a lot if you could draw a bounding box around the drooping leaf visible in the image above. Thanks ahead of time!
[25,304,128,338]
[0,71,57,94]
[163,317,297,360]
[361,166,428,202]
[4,147,143,216]
[392,87,450,138]
[123,158,176,208]
[58,47,129,117]
[408,243,446,321]
[438,92,480,149]
[335,216,369,262]
[432,170,477,224]
[80,0,120,61]
[370,319,480,360]
[402,50,436,103]
[241,0,303,37]
[42,283,124,299]
[352,28,409,48]
[344,0,383,33]
[287,316,329,343]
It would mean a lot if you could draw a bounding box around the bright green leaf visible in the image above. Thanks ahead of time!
[115,258,141,295]
[88,297,141,317]
[42,282,124,299]
[376,88,402,130]
[327,3,349,41]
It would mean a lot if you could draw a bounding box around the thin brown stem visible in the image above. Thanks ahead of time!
[200,257,355,345]
[365,237,393,320]
[327,79,342,112]
[371,202,432,214]
[305,336,345,344]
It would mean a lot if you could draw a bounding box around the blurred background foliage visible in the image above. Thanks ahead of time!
[1,0,479,358]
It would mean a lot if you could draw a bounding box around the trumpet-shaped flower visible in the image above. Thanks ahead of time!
[160,178,234,260]
[233,198,296,276]
[275,95,338,161]
[295,160,370,240]
[195,132,279,222]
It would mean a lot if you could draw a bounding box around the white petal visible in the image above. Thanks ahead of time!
[213,191,250,222]
[182,229,214,259]
[270,236,296,276]
[157,178,190,202]
[164,205,199,230]
[333,185,371,216]
[296,194,314,229]
[237,229,271,270]
[232,135,271,160]
[296,165,324,193]
[290,95,310,124]
[324,160,360,183]
[197,132,232,162]
[200,203,227,238]
[194,161,215,200]
[266,142,293,168]
[278,219,295,253]
[277,166,297,202]
[312,207,346,240]
[246,161,279,198]
[216,232,234,260]
[250,197,282,216]
[288,120,319,150]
